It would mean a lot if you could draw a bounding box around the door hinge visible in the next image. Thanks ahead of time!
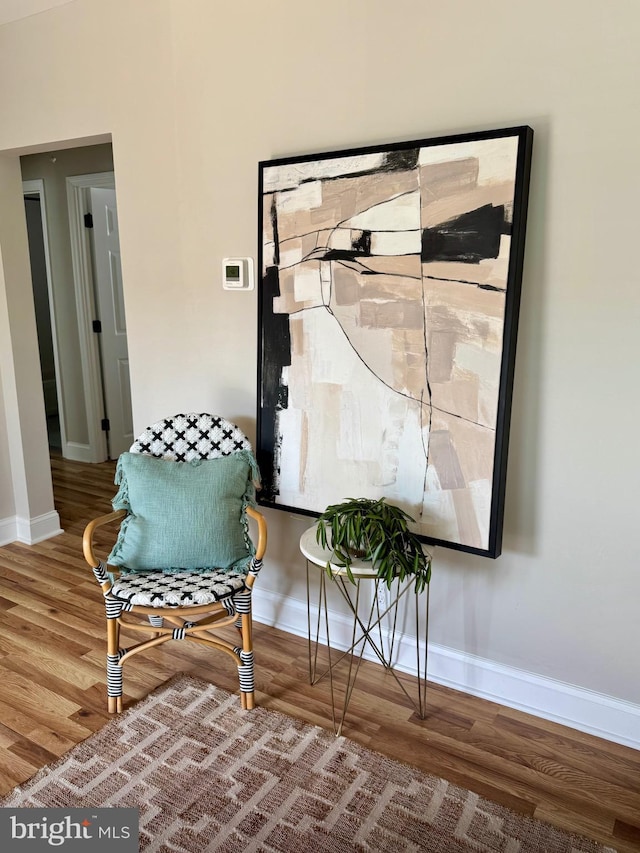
[92,319,102,333]
[101,418,110,432]
[84,212,94,229]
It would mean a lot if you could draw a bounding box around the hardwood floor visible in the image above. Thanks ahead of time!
[0,454,638,851]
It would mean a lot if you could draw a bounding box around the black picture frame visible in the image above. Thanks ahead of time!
[257,125,533,558]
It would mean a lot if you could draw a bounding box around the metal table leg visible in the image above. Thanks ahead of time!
[306,559,429,735]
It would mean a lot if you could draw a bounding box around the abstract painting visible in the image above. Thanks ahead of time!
[257,126,533,557]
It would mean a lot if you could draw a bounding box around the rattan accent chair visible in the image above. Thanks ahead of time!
[83,413,267,713]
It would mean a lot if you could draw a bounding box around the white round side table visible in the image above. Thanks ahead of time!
[300,523,430,735]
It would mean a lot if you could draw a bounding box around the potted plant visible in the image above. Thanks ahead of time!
[315,497,431,592]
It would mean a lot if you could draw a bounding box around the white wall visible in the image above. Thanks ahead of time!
[0,0,638,745]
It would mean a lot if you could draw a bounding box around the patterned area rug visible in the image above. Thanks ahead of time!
[0,675,614,852]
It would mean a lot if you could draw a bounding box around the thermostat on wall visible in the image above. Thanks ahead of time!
[222,257,254,290]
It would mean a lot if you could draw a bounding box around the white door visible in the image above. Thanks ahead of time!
[89,187,133,458]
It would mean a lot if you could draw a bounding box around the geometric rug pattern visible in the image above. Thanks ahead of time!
[0,675,615,852]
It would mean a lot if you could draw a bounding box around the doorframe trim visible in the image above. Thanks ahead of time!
[66,171,115,462]
[22,179,70,456]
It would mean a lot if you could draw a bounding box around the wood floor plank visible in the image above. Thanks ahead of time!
[0,695,91,746]
[614,821,640,847]
[12,725,77,760]
[0,655,103,711]
[0,750,38,789]
[8,736,60,770]
[473,721,640,796]
[0,454,637,852]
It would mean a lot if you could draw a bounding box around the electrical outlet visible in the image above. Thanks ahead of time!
[376,582,388,610]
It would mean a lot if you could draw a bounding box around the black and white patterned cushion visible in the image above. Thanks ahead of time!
[130,413,253,462]
[111,568,247,608]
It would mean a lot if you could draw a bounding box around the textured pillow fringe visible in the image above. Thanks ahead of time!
[111,453,130,510]
[236,449,262,493]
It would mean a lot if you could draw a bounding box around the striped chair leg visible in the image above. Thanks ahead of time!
[105,596,124,713]
[232,588,254,708]
[106,615,122,713]
[148,614,164,637]
[237,648,255,710]
[107,653,124,714]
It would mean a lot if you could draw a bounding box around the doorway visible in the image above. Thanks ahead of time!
[21,144,133,464]
[23,184,62,453]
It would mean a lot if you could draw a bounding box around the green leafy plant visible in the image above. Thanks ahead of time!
[315,497,431,593]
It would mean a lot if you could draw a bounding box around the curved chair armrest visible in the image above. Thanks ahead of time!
[83,509,127,568]
[246,506,267,560]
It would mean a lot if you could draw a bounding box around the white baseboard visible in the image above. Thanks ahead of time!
[62,442,95,463]
[0,516,17,546]
[1,511,63,545]
[15,510,63,544]
[253,586,640,751]
[423,643,640,751]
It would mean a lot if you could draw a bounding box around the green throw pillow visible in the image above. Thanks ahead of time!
[107,451,258,572]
